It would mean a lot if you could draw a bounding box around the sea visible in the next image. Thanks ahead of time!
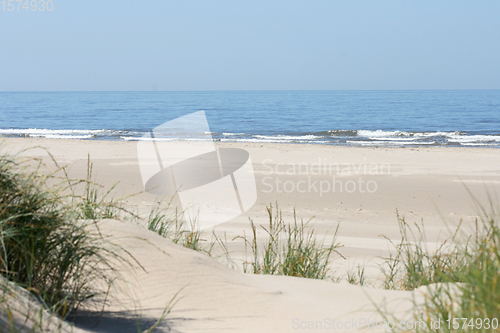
[1,90,499,147]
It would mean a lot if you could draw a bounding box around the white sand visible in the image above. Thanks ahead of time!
[2,137,500,332]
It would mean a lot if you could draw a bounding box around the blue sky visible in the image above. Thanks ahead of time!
[1,0,499,91]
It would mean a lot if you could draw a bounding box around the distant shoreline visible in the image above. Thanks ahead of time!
[2,133,500,148]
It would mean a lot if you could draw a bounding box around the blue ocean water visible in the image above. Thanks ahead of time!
[1,90,499,147]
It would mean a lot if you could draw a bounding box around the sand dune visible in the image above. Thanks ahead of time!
[1,137,500,332]
[70,219,419,333]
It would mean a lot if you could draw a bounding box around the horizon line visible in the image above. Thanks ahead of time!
[1,88,500,93]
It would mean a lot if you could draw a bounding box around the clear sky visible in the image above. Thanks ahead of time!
[1,0,499,91]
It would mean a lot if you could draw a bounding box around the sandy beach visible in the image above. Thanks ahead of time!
[2,137,500,332]
[3,0,499,330]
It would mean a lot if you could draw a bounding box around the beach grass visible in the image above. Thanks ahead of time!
[238,203,344,279]
[146,202,209,253]
[377,203,500,332]
[346,263,368,286]
[72,157,121,220]
[379,212,468,291]
[147,201,345,280]
[0,150,135,325]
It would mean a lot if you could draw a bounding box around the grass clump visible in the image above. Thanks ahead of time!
[66,155,124,220]
[380,205,500,332]
[346,264,368,286]
[240,203,343,280]
[146,202,208,253]
[147,203,344,278]
[0,152,126,318]
[380,212,467,291]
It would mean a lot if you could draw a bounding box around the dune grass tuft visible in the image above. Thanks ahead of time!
[346,264,368,286]
[239,203,343,280]
[146,202,208,253]
[380,212,468,291]
[65,155,127,221]
[378,204,500,332]
[0,151,129,318]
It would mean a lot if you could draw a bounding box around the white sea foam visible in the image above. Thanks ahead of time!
[388,141,436,145]
[253,134,319,141]
[357,130,410,137]
[221,138,293,143]
[357,130,467,139]
[31,134,94,139]
[370,137,420,141]
[459,142,500,146]
[0,128,141,140]
[3,128,499,147]
[346,140,383,146]
[413,131,463,138]
[0,128,106,135]
[121,136,213,142]
[347,140,436,146]
[121,136,174,142]
[447,135,500,143]
[222,132,246,136]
